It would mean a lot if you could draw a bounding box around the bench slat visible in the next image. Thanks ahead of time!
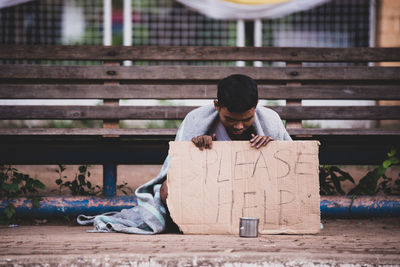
[1,105,399,120]
[1,45,400,62]
[1,84,399,100]
[2,65,400,81]
[0,128,399,136]
[0,128,178,136]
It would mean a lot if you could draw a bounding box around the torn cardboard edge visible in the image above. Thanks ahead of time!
[167,141,320,235]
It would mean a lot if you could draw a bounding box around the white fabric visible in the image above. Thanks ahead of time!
[176,0,331,20]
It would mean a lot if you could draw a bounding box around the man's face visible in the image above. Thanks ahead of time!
[214,100,256,138]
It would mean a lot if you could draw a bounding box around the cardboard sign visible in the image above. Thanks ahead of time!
[167,141,320,235]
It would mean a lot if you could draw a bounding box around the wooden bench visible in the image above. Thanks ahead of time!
[1,45,399,197]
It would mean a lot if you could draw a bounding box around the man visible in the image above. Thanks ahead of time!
[78,74,291,234]
[160,74,291,203]
[192,73,287,149]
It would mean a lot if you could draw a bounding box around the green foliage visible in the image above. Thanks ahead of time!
[55,165,134,197]
[349,148,400,196]
[0,165,45,222]
[56,165,101,196]
[320,148,400,196]
[319,166,355,195]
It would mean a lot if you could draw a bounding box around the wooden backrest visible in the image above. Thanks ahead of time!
[1,45,400,130]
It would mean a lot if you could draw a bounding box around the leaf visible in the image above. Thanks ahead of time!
[349,169,380,196]
[387,148,396,157]
[25,179,32,189]
[56,179,63,185]
[71,180,78,194]
[383,159,392,169]
[87,181,92,189]
[319,172,334,195]
[330,166,355,184]
[79,166,87,173]
[78,175,86,185]
[87,172,91,177]
[58,164,66,172]
[330,171,345,195]
[9,183,19,193]
[33,180,45,190]
[376,165,386,177]
[122,190,127,195]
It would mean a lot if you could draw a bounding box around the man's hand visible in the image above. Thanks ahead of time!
[191,134,217,150]
[250,133,274,149]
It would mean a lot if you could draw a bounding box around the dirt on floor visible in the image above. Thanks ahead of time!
[0,217,399,266]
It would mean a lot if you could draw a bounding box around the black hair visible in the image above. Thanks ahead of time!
[217,74,258,112]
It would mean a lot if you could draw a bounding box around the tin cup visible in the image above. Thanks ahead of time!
[239,217,259,238]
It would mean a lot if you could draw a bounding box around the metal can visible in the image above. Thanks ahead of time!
[239,217,259,238]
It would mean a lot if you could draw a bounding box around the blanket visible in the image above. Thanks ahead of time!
[77,104,292,234]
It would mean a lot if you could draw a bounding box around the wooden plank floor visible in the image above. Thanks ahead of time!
[0,218,399,266]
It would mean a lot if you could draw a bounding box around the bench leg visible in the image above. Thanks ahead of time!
[103,164,117,197]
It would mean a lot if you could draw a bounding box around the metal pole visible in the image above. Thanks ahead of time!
[2,196,400,219]
[254,19,262,67]
[103,164,117,197]
[103,0,112,46]
[123,0,132,66]
[236,19,245,67]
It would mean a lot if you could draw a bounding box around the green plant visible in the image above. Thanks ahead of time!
[0,165,45,222]
[55,164,68,194]
[319,166,355,195]
[349,148,400,196]
[320,148,400,196]
[56,165,101,196]
[55,165,134,196]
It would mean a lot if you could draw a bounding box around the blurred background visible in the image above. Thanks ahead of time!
[0,0,399,194]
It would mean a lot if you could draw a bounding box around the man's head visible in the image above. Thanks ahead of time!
[216,74,258,112]
[214,74,258,138]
